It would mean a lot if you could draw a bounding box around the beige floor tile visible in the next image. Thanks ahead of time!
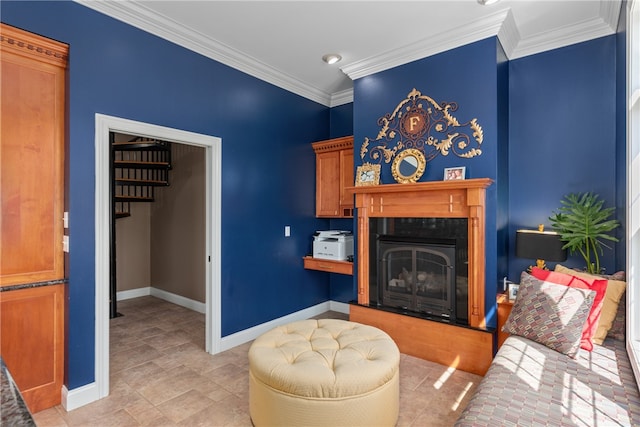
[136,365,203,406]
[31,406,69,427]
[38,296,480,427]
[127,407,177,426]
[110,343,165,372]
[156,389,215,423]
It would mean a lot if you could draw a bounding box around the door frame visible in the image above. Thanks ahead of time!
[94,114,222,400]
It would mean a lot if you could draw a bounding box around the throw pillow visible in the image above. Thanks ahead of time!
[608,291,626,341]
[554,264,627,345]
[530,267,607,351]
[503,272,595,358]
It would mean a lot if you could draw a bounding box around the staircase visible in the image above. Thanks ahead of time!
[110,135,172,318]
[112,136,172,218]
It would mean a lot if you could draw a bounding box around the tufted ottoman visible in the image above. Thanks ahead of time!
[248,319,400,427]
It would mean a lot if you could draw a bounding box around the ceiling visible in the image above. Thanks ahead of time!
[76,0,621,107]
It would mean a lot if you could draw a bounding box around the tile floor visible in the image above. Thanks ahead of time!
[33,296,482,426]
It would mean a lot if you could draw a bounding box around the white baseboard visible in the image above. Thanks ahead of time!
[329,300,350,314]
[220,301,334,351]
[61,382,106,412]
[116,287,151,301]
[116,286,206,314]
[150,287,206,314]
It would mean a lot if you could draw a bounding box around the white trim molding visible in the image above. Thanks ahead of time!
[73,0,332,106]
[116,287,206,314]
[149,287,206,314]
[72,113,222,411]
[219,300,350,351]
[74,1,620,105]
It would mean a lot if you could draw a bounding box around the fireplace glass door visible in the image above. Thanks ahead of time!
[379,239,456,321]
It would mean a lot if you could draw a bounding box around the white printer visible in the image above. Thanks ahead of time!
[313,230,354,261]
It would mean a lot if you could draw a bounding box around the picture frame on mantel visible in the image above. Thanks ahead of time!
[444,166,466,181]
[355,163,381,186]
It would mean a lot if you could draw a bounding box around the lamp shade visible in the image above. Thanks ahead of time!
[516,229,568,262]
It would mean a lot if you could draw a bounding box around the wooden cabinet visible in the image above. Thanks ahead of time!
[0,23,68,413]
[0,284,65,413]
[1,24,67,286]
[497,293,513,349]
[312,136,354,218]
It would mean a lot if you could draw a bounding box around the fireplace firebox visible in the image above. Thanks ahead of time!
[378,237,456,321]
[368,217,469,324]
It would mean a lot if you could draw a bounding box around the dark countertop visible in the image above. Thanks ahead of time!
[0,278,67,292]
[1,357,35,426]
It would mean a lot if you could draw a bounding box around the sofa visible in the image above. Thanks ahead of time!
[456,267,640,426]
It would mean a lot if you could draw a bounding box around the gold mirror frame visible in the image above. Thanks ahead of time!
[391,148,426,184]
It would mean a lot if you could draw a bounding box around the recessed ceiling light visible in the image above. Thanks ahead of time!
[322,54,342,65]
[477,0,500,4]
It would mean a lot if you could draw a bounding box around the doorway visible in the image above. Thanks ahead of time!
[94,114,222,401]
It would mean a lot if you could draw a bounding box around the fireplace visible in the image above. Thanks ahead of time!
[348,179,494,375]
[350,179,491,329]
[370,216,469,324]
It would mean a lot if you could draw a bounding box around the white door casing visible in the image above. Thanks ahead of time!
[93,114,222,402]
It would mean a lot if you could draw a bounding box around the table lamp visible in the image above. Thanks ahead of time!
[516,224,567,271]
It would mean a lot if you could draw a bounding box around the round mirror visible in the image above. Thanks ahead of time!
[391,149,426,184]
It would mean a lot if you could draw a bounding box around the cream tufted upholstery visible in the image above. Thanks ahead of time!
[248,319,400,427]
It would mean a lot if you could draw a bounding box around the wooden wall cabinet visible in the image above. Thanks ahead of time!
[0,23,68,413]
[1,23,67,286]
[312,136,354,218]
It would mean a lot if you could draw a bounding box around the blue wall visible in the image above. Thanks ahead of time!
[3,1,331,389]
[507,35,620,277]
[329,103,354,139]
[3,0,624,394]
[353,38,504,328]
[351,35,621,327]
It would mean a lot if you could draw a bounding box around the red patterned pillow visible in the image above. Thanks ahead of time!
[503,272,596,358]
[531,267,608,351]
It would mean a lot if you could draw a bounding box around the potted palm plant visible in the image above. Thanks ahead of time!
[549,192,620,275]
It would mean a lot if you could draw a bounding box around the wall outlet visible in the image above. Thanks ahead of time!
[284,225,291,237]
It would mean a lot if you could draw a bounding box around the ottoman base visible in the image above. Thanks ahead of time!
[249,369,399,427]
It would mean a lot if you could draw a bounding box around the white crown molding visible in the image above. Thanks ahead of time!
[496,9,520,59]
[509,12,619,60]
[74,0,333,106]
[601,0,623,31]
[341,9,509,80]
[74,0,620,105]
[330,89,354,107]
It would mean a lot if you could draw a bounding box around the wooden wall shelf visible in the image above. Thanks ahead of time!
[303,257,353,275]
